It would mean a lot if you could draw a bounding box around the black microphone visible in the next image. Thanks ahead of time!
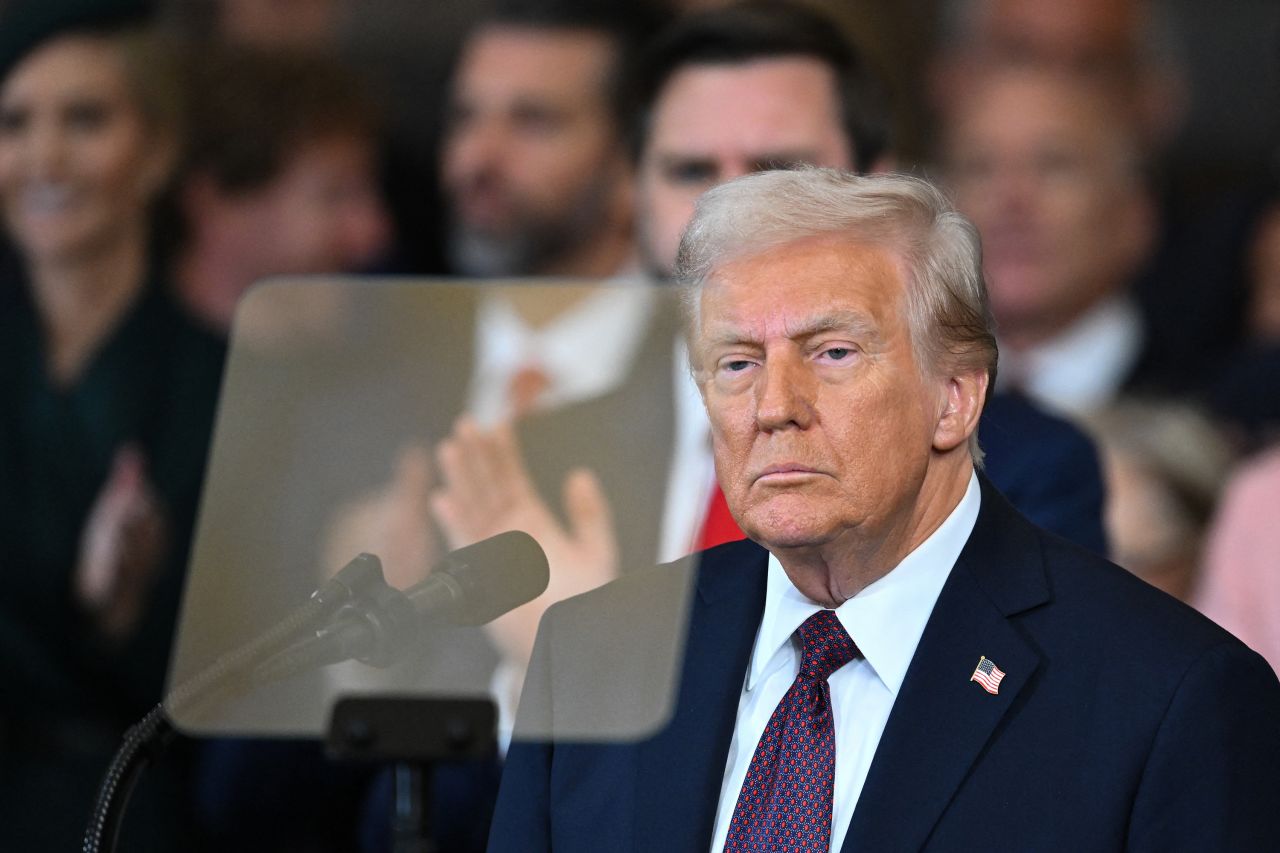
[407,529,549,627]
[254,531,549,679]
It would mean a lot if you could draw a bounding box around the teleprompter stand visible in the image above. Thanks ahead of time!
[81,552,502,853]
[327,696,498,853]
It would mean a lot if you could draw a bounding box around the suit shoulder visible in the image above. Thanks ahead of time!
[1033,529,1252,670]
[544,556,695,626]
[542,538,763,626]
[981,392,1097,465]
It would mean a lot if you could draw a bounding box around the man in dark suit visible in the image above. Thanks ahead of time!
[488,169,1280,851]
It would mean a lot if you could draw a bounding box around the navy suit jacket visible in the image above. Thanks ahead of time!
[488,478,1280,852]
[979,391,1107,556]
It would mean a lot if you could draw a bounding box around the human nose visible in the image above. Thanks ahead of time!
[988,158,1039,214]
[444,116,505,180]
[753,353,815,432]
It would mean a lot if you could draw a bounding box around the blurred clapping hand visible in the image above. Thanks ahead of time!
[75,445,169,642]
[430,417,619,666]
[321,417,620,669]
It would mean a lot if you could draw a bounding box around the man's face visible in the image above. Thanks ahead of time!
[695,235,945,558]
[440,25,629,276]
[183,132,390,333]
[253,134,390,277]
[637,57,853,279]
[943,68,1152,341]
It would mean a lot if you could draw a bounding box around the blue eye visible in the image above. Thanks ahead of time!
[725,360,752,372]
[825,347,851,360]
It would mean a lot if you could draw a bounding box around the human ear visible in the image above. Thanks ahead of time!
[933,368,988,453]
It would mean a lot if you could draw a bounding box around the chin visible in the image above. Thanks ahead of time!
[741,503,839,552]
[17,218,102,261]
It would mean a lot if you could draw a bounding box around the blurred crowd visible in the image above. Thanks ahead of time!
[1,0,1277,851]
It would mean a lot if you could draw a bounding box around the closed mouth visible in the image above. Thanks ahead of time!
[754,464,823,483]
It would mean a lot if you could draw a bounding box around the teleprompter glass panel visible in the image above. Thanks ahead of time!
[166,277,698,744]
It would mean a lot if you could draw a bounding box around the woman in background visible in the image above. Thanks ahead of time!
[0,6,224,850]
[1195,448,1280,678]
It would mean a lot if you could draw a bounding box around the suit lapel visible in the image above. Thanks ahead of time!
[842,481,1049,853]
[634,540,768,852]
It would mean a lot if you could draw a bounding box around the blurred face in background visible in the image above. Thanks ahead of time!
[441,25,632,276]
[181,130,390,331]
[239,133,390,276]
[943,67,1154,346]
[0,35,171,266]
[636,57,854,280]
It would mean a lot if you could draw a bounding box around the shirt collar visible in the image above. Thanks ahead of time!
[748,470,982,696]
[471,279,656,418]
[998,294,1143,416]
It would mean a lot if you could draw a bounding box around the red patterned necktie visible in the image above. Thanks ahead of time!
[723,609,859,852]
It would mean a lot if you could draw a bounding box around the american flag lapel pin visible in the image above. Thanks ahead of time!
[970,655,1006,695]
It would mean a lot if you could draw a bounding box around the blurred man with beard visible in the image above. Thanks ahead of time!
[440,0,660,423]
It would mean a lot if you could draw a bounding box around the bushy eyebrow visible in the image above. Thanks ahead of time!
[701,310,881,351]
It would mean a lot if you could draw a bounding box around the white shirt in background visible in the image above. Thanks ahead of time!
[467,280,656,425]
[998,295,1143,417]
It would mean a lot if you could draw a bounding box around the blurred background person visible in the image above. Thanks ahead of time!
[439,0,662,425]
[1083,401,1233,601]
[161,0,465,277]
[442,0,641,282]
[933,0,1278,404]
[933,0,1187,154]
[1195,446,1280,677]
[0,2,224,850]
[171,43,391,339]
[940,62,1159,417]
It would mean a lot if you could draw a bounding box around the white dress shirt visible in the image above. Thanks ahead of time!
[466,279,656,425]
[708,472,981,853]
[997,295,1143,417]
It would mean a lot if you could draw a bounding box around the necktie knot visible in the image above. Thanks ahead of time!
[796,609,858,683]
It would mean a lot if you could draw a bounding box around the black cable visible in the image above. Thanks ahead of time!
[81,557,376,853]
[82,704,170,853]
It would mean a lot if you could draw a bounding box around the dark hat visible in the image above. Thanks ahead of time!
[0,0,153,85]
